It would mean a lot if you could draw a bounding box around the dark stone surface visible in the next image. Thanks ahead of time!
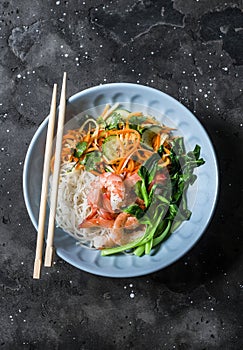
[0,0,242,349]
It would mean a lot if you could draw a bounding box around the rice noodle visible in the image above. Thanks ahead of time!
[53,163,110,246]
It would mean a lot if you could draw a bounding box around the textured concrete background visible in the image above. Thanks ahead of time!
[0,0,243,349]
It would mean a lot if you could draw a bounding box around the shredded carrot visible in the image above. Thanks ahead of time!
[107,128,140,139]
[85,146,99,153]
[83,132,91,143]
[160,157,170,168]
[90,169,101,176]
[164,147,171,154]
[116,158,126,173]
[153,134,161,152]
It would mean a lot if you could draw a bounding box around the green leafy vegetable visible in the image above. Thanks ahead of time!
[123,203,144,219]
[73,141,87,158]
[81,151,101,171]
[105,112,124,130]
[129,115,147,133]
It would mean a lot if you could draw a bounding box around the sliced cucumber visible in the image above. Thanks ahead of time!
[142,125,162,147]
[114,109,130,118]
[102,136,122,161]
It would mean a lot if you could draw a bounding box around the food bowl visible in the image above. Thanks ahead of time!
[23,83,218,277]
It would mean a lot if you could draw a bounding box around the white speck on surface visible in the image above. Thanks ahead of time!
[222,67,228,71]
[130,292,135,298]
[56,1,60,5]
[17,74,21,79]
[64,53,69,57]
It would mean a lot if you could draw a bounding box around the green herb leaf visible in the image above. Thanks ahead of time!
[105,112,124,130]
[134,180,143,199]
[129,115,147,133]
[82,151,101,171]
[73,141,87,158]
[123,204,144,219]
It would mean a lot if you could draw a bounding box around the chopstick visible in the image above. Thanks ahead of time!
[44,72,67,268]
[33,84,57,279]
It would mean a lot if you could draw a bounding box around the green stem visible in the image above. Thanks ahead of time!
[134,245,145,256]
[152,221,172,247]
[145,239,153,255]
[141,182,149,207]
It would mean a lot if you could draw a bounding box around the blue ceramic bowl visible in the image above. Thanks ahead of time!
[23,83,218,277]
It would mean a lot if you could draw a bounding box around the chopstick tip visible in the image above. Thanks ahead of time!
[33,258,42,279]
[44,246,54,267]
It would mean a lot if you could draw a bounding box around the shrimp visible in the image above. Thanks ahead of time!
[99,172,125,211]
[102,212,129,247]
[102,213,140,247]
[79,216,114,229]
[79,173,125,228]
[124,216,139,230]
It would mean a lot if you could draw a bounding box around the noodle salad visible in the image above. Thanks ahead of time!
[51,104,205,256]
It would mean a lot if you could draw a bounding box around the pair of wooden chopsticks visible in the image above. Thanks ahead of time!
[33,72,67,279]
